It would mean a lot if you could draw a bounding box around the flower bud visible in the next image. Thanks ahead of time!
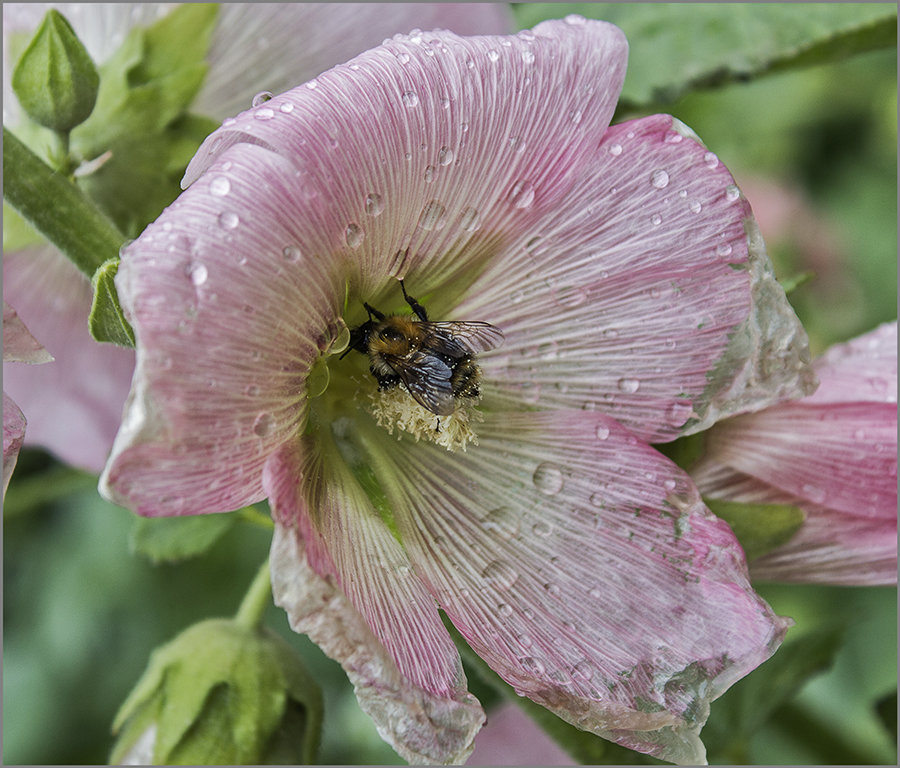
[110,618,322,764]
[12,9,99,132]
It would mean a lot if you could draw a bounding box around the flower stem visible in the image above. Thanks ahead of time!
[234,559,272,631]
[2,126,124,278]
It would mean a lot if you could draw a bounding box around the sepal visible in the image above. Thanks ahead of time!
[89,258,135,347]
[110,617,322,765]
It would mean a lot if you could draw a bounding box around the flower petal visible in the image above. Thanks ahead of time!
[183,20,628,299]
[468,703,574,766]
[378,410,787,764]
[459,114,815,443]
[3,301,52,363]
[266,443,485,764]
[692,459,897,585]
[3,250,133,472]
[197,3,515,119]
[3,392,26,496]
[100,142,351,515]
[706,401,897,519]
[807,321,897,405]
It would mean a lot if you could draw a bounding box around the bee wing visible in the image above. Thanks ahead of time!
[423,321,505,354]
[389,351,457,416]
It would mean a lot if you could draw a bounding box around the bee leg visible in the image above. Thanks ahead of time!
[363,302,385,321]
[434,417,441,433]
[399,279,429,322]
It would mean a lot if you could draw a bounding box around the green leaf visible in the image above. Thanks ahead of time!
[89,258,135,347]
[515,4,897,107]
[704,497,806,561]
[703,626,844,763]
[129,513,238,564]
[3,127,125,278]
[875,690,897,744]
[11,9,99,133]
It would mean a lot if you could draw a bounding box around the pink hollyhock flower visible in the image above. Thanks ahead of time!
[3,302,53,494]
[467,704,574,766]
[2,2,512,473]
[100,18,815,764]
[692,322,898,586]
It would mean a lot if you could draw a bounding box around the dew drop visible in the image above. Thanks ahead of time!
[617,378,640,394]
[218,211,239,230]
[345,223,364,248]
[402,90,419,107]
[438,146,454,166]
[460,207,481,232]
[520,656,546,675]
[716,242,733,258]
[254,107,275,121]
[487,49,500,62]
[689,199,703,214]
[608,143,623,156]
[588,586,602,599]
[508,180,535,209]
[365,193,384,217]
[651,170,669,189]
[650,214,662,226]
[282,245,302,263]
[279,102,294,114]
[423,165,435,183]
[396,51,411,64]
[665,401,694,428]
[596,424,610,440]
[209,176,231,196]
[497,603,514,618]
[533,462,564,495]
[244,383,260,396]
[517,634,534,649]
[482,560,519,591]
[589,491,605,508]
[186,262,208,286]
[544,582,561,597]
[253,412,274,437]
[251,90,273,107]
[521,49,535,64]
[482,506,520,541]
[564,13,586,25]
[801,483,827,504]
[725,185,741,202]
[704,151,719,169]
[532,521,552,537]
[418,199,446,231]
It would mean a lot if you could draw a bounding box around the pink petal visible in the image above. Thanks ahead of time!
[3,392,26,496]
[182,20,628,298]
[99,141,352,515]
[692,459,897,586]
[198,3,515,119]
[380,410,787,764]
[707,401,897,519]
[459,114,815,444]
[3,301,52,363]
[468,703,574,766]
[3,251,133,472]
[807,321,897,405]
[266,445,484,764]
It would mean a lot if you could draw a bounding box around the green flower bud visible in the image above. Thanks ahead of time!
[12,9,99,133]
[110,619,322,765]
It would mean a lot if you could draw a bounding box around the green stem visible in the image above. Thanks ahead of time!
[2,126,124,278]
[234,559,272,631]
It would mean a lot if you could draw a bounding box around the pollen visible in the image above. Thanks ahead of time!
[368,386,482,452]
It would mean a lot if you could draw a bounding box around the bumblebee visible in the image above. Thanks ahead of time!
[343,281,504,416]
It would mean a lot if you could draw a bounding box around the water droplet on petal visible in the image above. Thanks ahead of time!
[282,245,302,263]
[716,242,733,258]
[650,214,662,226]
[186,262,208,286]
[544,582,561,597]
[345,224,364,248]
[483,560,519,591]
[801,483,827,504]
[509,180,535,209]
[251,91,273,107]
[521,49,535,64]
[532,521,552,537]
[397,51,411,64]
[497,603,514,618]
[402,90,418,107]
[418,199,446,231]
[279,102,294,114]
[438,146,454,166]
[564,14,586,25]
[596,424,610,440]
[487,49,500,62]
[423,165,435,183]
[253,412,274,437]
[617,378,640,394]
[533,462,564,495]
[666,401,694,428]
[704,151,719,169]
[689,199,702,214]
[651,170,669,189]
[254,107,275,121]
[365,193,384,217]
[725,185,741,202]
[520,656,546,675]
[482,506,520,541]
[460,207,481,232]
[209,176,231,196]
[218,211,239,230]
[608,143,623,156]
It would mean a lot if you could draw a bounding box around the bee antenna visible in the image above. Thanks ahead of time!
[399,279,429,322]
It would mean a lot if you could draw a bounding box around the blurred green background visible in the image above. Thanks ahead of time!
[4,3,897,765]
